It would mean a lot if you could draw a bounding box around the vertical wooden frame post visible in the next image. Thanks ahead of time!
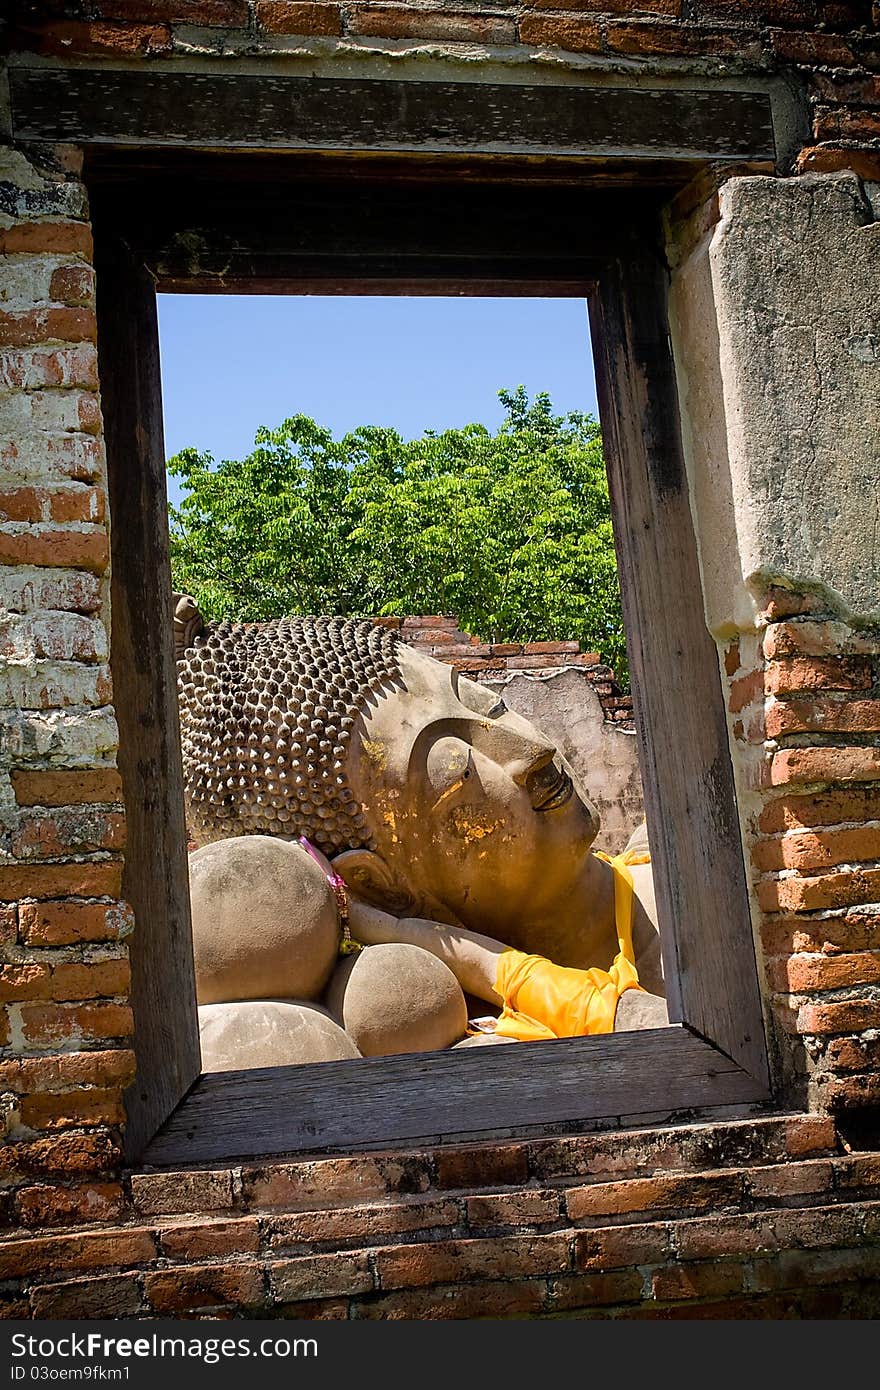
[590,224,767,1083]
[95,235,201,1158]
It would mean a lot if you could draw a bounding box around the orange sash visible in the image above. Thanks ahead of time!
[492,850,646,1041]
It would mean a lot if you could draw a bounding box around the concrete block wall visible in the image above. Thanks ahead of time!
[1,0,880,1319]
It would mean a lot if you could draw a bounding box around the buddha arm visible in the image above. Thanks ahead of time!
[347,899,505,1004]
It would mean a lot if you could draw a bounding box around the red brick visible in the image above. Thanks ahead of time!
[256,0,342,32]
[243,1152,430,1209]
[770,747,880,788]
[760,866,880,913]
[0,1227,156,1280]
[11,768,123,807]
[268,1253,373,1301]
[724,640,741,677]
[0,963,51,1002]
[821,1073,880,1110]
[0,223,93,257]
[573,1222,672,1269]
[352,1278,547,1319]
[0,861,122,902]
[99,0,249,21]
[766,698,880,738]
[0,484,104,524]
[0,347,100,393]
[145,1264,266,1313]
[754,826,880,874]
[0,904,16,947]
[770,28,858,63]
[158,1218,260,1261]
[747,1159,835,1199]
[19,1001,133,1047]
[11,810,125,860]
[17,19,171,57]
[20,1086,126,1132]
[824,1035,880,1071]
[434,1142,529,1190]
[728,667,763,714]
[491,643,523,656]
[814,108,880,142]
[0,1050,135,1094]
[50,958,132,1002]
[765,657,872,695]
[756,586,825,622]
[19,899,132,946]
[796,147,880,182]
[758,786,880,835]
[0,528,109,574]
[835,1155,880,1190]
[692,0,814,21]
[349,7,515,40]
[770,951,880,993]
[15,1181,126,1229]
[267,1197,460,1249]
[49,263,95,307]
[2,1131,122,1179]
[29,1272,143,1319]
[0,307,96,349]
[548,1269,645,1310]
[652,1259,747,1303]
[798,999,880,1034]
[373,1233,570,1290]
[464,1190,559,1227]
[566,1172,743,1222]
[606,19,757,54]
[518,14,604,50]
[130,1169,234,1216]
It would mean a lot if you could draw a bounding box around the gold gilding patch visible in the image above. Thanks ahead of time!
[448,806,503,845]
[360,738,387,772]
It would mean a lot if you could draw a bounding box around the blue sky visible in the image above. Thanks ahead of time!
[158,296,599,506]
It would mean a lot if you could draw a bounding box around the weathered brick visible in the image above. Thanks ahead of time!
[19,1000,133,1047]
[0,345,100,393]
[746,1159,835,1199]
[692,0,814,22]
[652,1259,748,1303]
[130,1169,234,1216]
[835,1155,880,1190]
[754,826,880,874]
[352,6,519,41]
[798,999,880,1035]
[48,263,95,307]
[770,27,858,64]
[11,768,122,807]
[266,1198,460,1249]
[144,1264,266,1313]
[758,866,880,913]
[352,1278,546,1319]
[765,657,873,695]
[435,1142,529,1190]
[0,904,16,947]
[728,667,763,714]
[769,951,880,993]
[99,0,249,21]
[373,1233,571,1290]
[11,808,125,860]
[1,1131,122,1179]
[770,748,880,788]
[464,1190,560,1228]
[18,20,172,57]
[0,307,97,349]
[0,611,108,662]
[0,861,123,902]
[19,900,132,946]
[0,527,109,574]
[158,1218,261,1261]
[256,1,343,32]
[15,1181,127,1229]
[243,1154,430,1209]
[0,223,94,258]
[518,14,604,50]
[759,787,880,837]
[765,698,880,739]
[19,1087,127,1132]
[30,1272,144,1319]
[268,1252,374,1301]
[824,1035,880,1072]
[566,1172,744,1221]
[0,433,105,487]
[763,621,879,661]
[0,484,104,524]
[814,108,880,142]
[0,1227,156,1280]
[797,148,880,182]
[573,1222,672,1270]
[606,19,758,54]
[0,1050,135,1094]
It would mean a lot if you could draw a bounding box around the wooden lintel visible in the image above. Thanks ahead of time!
[11,68,776,163]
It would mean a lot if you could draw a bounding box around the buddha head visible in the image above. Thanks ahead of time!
[176,611,600,937]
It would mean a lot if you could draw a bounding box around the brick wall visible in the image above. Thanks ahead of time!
[2,0,880,1319]
[383,614,635,727]
[5,2,880,178]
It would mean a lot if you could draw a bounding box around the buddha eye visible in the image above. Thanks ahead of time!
[426,736,474,801]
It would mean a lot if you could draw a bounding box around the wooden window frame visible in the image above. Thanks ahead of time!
[9,66,777,1164]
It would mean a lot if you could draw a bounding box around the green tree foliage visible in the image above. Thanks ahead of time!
[168,387,628,684]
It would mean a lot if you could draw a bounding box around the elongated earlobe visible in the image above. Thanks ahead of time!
[331,848,416,917]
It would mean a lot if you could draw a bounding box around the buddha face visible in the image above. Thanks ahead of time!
[341,643,600,936]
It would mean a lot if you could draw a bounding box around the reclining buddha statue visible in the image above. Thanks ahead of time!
[173,594,668,1063]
